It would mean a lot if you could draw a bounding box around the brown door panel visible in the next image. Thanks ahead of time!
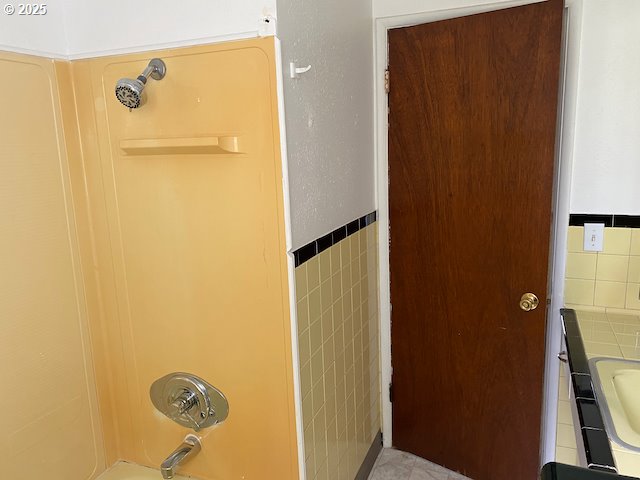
[388,2,563,479]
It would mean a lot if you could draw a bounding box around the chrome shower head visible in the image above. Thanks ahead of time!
[115,78,145,108]
[115,58,166,109]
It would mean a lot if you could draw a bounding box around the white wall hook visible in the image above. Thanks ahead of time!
[290,62,312,79]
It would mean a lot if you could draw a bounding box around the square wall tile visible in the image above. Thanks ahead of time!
[310,318,323,354]
[320,280,333,314]
[564,278,595,305]
[301,361,312,400]
[311,349,324,388]
[366,226,376,249]
[309,288,322,323]
[313,406,327,454]
[583,340,623,357]
[330,245,341,274]
[299,327,311,366]
[614,333,640,347]
[295,264,308,297]
[316,459,329,480]
[359,229,367,252]
[322,311,333,344]
[610,321,640,334]
[331,273,342,304]
[566,252,597,279]
[341,267,351,296]
[297,297,309,335]
[350,234,360,260]
[625,283,640,310]
[556,446,579,466]
[567,226,586,253]
[302,390,313,427]
[319,250,331,280]
[350,260,360,286]
[340,240,351,267]
[595,254,629,282]
[558,374,570,400]
[606,312,640,325]
[580,328,617,344]
[603,228,632,255]
[628,257,640,283]
[294,221,380,480]
[621,345,640,360]
[631,230,640,256]
[557,423,578,449]
[304,425,315,461]
[307,256,320,292]
[594,281,626,308]
[359,255,368,281]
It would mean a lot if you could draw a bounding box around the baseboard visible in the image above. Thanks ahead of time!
[354,430,383,480]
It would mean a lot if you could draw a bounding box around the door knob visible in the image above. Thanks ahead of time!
[520,293,539,311]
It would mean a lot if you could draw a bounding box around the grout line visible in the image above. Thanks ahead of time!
[591,254,598,305]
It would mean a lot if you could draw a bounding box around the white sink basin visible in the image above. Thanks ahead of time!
[590,357,640,452]
[613,368,640,435]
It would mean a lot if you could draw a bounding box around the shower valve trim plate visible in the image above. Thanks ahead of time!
[150,372,229,431]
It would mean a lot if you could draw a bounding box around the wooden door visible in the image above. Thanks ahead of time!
[388,2,563,480]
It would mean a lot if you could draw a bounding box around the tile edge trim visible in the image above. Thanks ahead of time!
[292,211,377,267]
[560,309,618,472]
[569,214,640,228]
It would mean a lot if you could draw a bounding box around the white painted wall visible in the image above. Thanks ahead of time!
[0,1,69,57]
[570,0,640,215]
[373,0,542,19]
[0,0,275,58]
[276,0,375,249]
[63,0,276,59]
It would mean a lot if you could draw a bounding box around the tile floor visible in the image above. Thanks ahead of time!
[369,448,472,480]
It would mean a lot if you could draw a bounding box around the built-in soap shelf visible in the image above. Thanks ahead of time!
[120,135,242,156]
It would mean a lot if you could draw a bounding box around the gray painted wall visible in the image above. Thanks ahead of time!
[277,0,375,249]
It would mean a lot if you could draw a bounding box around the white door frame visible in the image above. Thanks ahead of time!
[374,0,579,465]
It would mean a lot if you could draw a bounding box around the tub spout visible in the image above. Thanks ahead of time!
[161,434,201,479]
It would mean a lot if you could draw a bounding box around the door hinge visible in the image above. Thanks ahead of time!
[384,69,390,94]
[388,382,394,403]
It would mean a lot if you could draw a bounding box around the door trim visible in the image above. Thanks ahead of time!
[373,0,576,465]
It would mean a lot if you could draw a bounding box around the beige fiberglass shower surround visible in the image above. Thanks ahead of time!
[0,39,302,479]
[0,51,105,480]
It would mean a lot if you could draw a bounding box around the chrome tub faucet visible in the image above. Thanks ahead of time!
[161,434,201,479]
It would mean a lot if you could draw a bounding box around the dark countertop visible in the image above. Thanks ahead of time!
[561,308,617,471]
[542,462,638,480]
[553,308,640,480]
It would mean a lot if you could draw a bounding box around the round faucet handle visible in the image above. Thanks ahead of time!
[170,389,198,415]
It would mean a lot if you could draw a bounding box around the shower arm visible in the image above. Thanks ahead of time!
[137,65,154,84]
[137,59,167,84]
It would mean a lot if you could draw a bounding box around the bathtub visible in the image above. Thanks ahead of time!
[96,462,193,480]
[589,357,640,453]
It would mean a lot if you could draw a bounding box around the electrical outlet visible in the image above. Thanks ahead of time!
[584,223,605,252]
